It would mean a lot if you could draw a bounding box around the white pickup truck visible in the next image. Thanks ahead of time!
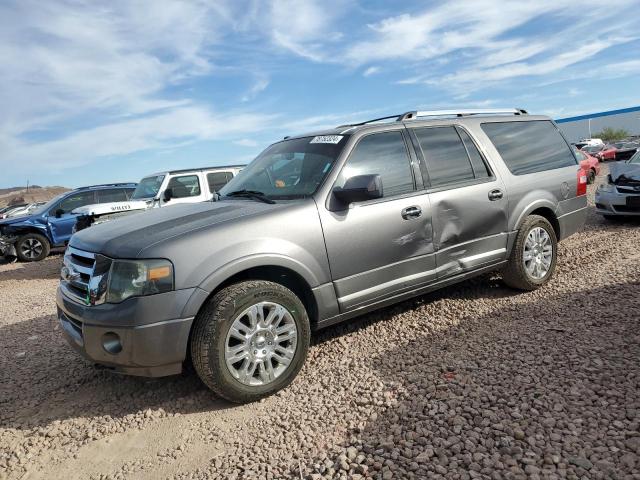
[73,165,244,231]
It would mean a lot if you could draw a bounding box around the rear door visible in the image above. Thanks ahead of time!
[319,129,436,312]
[48,191,97,245]
[409,125,508,278]
[96,188,130,203]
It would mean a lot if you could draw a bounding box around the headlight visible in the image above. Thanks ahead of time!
[106,259,174,303]
[597,175,615,193]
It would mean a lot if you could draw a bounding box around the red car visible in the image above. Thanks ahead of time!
[574,148,600,184]
[596,144,617,161]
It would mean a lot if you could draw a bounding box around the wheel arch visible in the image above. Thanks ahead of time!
[512,199,560,240]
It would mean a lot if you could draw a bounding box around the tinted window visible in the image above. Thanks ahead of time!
[481,120,577,175]
[335,131,414,198]
[97,189,129,203]
[56,191,96,214]
[458,128,491,179]
[207,172,234,193]
[413,127,474,187]
[167,175,201,199]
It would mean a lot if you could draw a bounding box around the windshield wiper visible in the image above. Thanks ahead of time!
[224,190,276,204]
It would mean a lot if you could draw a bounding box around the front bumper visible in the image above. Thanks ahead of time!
[0,235,17,259]
[595,188,640,216]
[57,286,195,377]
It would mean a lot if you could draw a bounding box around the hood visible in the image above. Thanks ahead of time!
[70,199,289,258]
[73,200,150,216]
[609,162,640,184]
[0,214,38,227]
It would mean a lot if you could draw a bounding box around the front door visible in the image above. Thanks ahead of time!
[48,191,97,245]
[319,130,436,312]
[409,125,508,278]
[161,174,205,206]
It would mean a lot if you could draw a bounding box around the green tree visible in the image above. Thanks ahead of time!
[594,127,629,143]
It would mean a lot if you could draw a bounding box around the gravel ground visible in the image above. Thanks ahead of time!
[1,163,638,480]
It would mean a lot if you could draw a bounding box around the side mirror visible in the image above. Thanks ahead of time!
[163,188,173,202]
[55,208,64,218]
[333,174,383,205]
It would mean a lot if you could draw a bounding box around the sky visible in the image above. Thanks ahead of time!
[1,0,639,188]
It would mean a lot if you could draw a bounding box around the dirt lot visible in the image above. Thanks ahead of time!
[1,165,639,480]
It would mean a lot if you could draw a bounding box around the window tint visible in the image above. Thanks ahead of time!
[481,120,577,175]
[413,127,475,187]
[97,189,129,203]
[458,128,491,179]
[167,175,201,198]
[336,131,414,198]
[56,191,96,214]
[207,172,234,193]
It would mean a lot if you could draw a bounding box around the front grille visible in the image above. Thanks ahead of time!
[613,205,640,213]
[61,247,111,305]
[616,186,640,194]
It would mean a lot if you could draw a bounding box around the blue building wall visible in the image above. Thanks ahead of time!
[555,106,640,142]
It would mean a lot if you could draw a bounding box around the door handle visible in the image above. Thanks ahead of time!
[401,206,422,219]
[488,189,503,201]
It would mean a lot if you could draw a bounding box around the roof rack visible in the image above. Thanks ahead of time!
[337,108,527,128]
[167,164,247,175]
[76,182,138,190]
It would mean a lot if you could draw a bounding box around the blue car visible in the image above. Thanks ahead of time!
[0,183,136,262]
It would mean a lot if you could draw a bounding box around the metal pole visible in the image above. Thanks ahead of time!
[588,118,591,138]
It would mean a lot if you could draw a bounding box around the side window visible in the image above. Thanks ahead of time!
[167,175,201,198]
[335,131,414,198]
[413,127,475,187]
[55,191,96,215]
[207,172,234,193]
[97,189,128,203]
[458,128,491,179]
[481,120,577,175]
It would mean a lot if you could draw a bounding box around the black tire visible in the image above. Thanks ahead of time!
[190,280,310,403]
[15,233,51,262]
[502,215,557,291]
[588,169,596,184]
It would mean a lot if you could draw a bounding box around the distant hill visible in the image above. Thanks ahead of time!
[0,186,70,208]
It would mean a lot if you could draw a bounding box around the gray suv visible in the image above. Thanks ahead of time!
[57,109,587,403]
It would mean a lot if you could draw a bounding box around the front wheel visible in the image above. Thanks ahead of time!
[15,233,51,262]
[502,215,557,291]
[190,280,310,403]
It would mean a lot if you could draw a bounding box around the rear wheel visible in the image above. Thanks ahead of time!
[502,215,557,291]
[15,233,50,262]
[190,280,310,403]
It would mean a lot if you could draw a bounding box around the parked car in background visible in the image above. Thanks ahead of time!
[574,147,600,183]
[582,144,616,161]
[612,142,639,161]
[595,150,640,219]
[577,138,604,147]
[57,108,587,403]
[0,204,28,219]
[0,183,136,262]
[73,165,244,232]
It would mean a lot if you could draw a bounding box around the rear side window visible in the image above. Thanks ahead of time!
[97,189,129,203]
[481,120,577,175]
[167,175,201,198]
[413,126,476,187]
[336,131,414,198]
[56,191,96,214]
[207,172,234,193]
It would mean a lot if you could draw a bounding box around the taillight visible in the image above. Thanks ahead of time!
[577,168,588,196]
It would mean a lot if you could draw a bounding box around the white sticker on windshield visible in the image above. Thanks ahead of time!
[310,135,343,144]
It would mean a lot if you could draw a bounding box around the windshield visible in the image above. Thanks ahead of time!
[583,146,602,153]
[219,135,348,199]
[131,175,165,199]
[28,193,68,216]
[629,151,640,164]
[573,148,586,160]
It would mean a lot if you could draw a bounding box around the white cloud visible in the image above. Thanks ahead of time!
[241,76,270,102]
[233,138,259,147]
[363,66,380,77]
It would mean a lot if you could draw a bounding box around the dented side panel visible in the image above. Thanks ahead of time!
[429,179,509,278]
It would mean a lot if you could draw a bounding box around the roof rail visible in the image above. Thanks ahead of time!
[167,164,247,175]
[76,182,138,190]
[337,108,527,128]
[400,108,527,121]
